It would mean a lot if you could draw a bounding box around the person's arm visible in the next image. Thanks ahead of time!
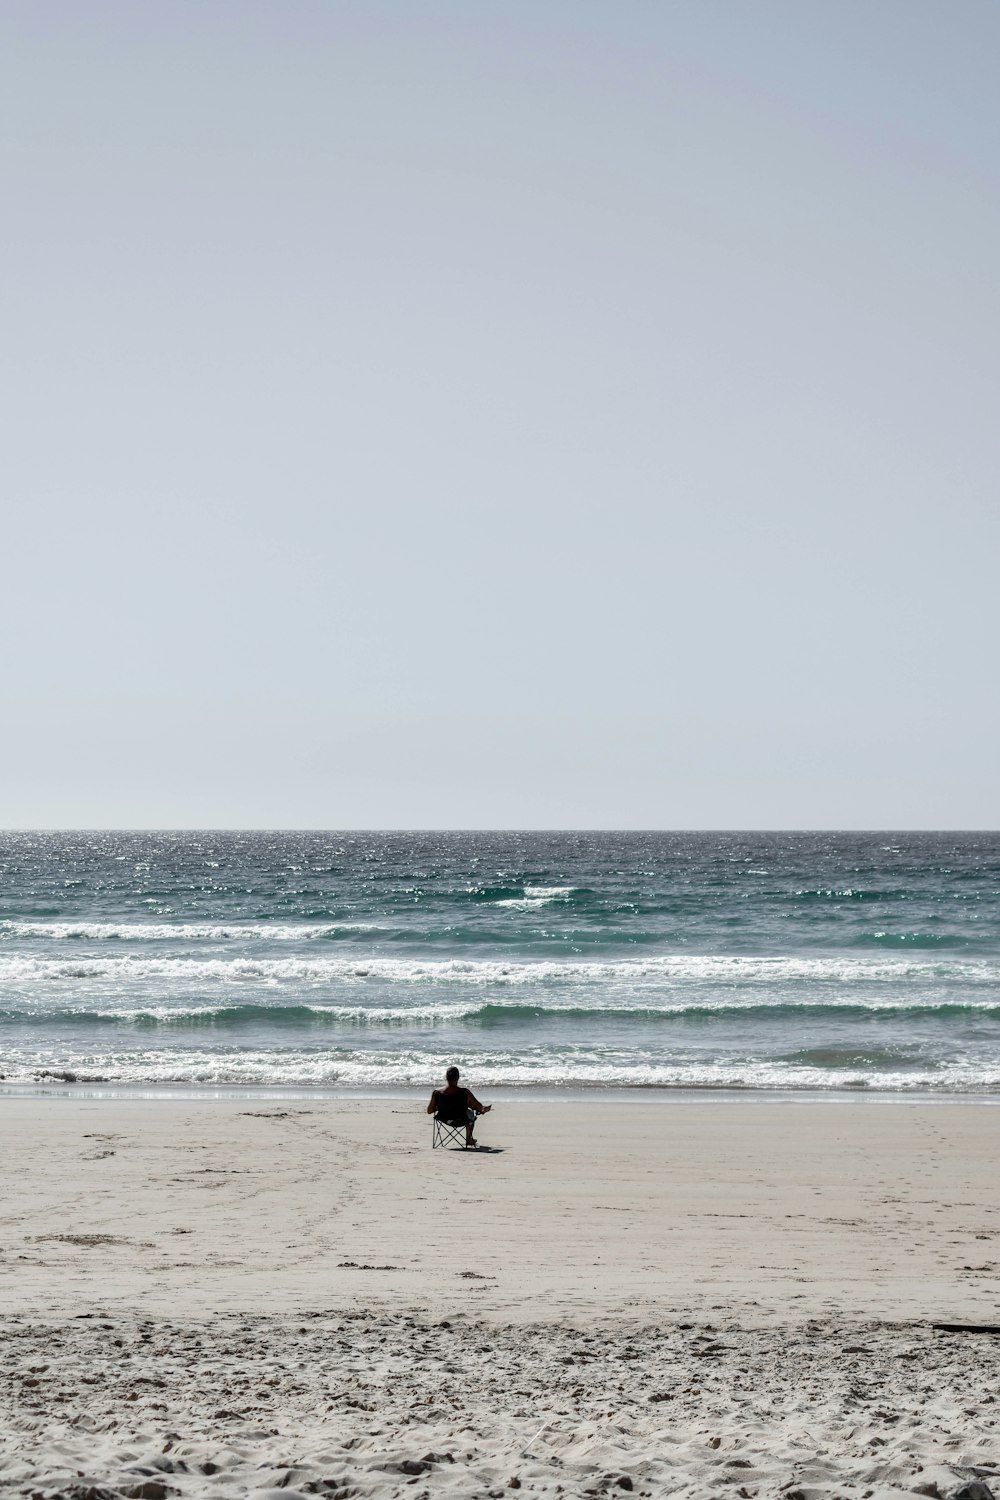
[426,1090,440,1115]
[466,1090,491,1115]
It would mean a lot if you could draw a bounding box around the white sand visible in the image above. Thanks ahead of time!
[1,1095,999,1497]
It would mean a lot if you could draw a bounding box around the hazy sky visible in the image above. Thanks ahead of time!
[3,1,998,828]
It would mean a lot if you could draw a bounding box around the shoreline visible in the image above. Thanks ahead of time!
[4,1080,1000,1103]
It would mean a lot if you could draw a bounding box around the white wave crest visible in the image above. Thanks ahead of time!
[1,1048,998,1093]
[0,952,997,991]
[493,885,577,908]
[0,921,384,942]
[493,898,552,909]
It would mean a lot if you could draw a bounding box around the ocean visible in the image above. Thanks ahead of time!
[0,830,998,1093]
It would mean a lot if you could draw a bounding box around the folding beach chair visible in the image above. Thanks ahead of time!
[432,1109,475,1149]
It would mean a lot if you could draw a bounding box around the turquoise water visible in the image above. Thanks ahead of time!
[0,831,998,1091]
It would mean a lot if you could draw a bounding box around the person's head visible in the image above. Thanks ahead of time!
[446,1066,460,1085]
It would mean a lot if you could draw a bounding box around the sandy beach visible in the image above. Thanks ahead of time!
[2,1095,999,1497]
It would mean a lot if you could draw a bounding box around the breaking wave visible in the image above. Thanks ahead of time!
[1,953,998,987]
[2,999,1000,1027]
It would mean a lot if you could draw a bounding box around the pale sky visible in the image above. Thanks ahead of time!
[3,1,998,828]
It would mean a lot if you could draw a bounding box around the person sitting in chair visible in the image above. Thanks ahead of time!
[427,1066,491,1148]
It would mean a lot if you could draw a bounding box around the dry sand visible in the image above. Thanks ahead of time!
[1,1094,999,1498]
